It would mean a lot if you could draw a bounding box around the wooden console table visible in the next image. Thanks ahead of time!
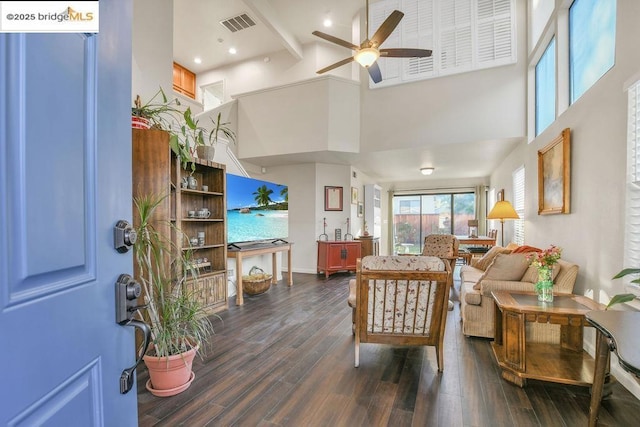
[227,242,293,306]
[491,291,605,387]
[586,311,640,427]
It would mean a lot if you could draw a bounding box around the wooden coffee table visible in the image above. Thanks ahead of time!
[491,291,606,387]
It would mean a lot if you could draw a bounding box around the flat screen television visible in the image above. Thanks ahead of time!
[226,173,288,246]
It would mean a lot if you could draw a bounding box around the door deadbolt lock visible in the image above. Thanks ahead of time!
[114,220,137,253]
[115,274,143,324]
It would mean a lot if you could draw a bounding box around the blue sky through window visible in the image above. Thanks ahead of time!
[569,0,616,104]
[536,37,556,135]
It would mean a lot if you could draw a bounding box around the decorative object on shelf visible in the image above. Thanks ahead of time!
[132,192,218,397]
[325,186,343,211]
[131,87,217,172]
[527,245,562,302]
[319,217,328,241]
[197,112,237,161]
[187,176,197,190]
[362,219,369,236]
[487,197,520,246]
[335,228,342,241]
[242,266,272,295]
[344,218,353,241]
[197,231,205,246]
[538,128,571,215]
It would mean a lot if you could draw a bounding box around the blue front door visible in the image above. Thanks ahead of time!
[0,1,138,425]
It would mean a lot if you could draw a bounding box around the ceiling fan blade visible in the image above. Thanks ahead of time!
[369,10,404,48]
[367,61,382,84]
[380,48,433,58]
[312,31,359,51]
[316,57,355,74]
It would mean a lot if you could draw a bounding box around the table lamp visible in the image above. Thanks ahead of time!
[486,200,519,246]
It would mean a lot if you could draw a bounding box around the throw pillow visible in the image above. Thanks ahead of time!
[505,242,520,251]
[473,253,530,290]
[521,263,561,283]
[512,245,542,254]
[471,246,512,271]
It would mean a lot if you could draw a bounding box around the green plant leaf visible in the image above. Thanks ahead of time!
[612,268,640,279]
[606,293,637,309]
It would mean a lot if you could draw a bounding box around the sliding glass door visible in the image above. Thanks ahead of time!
[392,192,475,254]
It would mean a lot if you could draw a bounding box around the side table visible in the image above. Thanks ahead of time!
[492,291,606,387]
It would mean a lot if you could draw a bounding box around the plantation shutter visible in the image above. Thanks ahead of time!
[439,0,473,74]
[402,0,435,80]
[624,80,640,294]
[512,166,525,245]
[477,0,514,66]
[369,0,515,88]
[371,0,402,84]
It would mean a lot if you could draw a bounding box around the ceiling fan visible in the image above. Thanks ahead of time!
[312,0,432,84]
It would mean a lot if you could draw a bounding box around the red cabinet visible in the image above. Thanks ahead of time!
[317,241,361,278]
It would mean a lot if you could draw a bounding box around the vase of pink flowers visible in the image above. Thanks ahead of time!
[527,245,562,302]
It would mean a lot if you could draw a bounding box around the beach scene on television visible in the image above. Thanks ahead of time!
[226,173,288,244]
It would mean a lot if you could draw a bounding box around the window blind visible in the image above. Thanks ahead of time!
[370,0,516,88]
[624,80,640,295]
[512,166,525,245]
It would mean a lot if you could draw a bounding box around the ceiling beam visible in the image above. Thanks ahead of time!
[242,0,304,60]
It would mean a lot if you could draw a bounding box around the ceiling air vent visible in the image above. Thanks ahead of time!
[220,13,256,33]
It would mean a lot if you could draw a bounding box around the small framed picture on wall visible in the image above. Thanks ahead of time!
[324,186,343,211]
[351,187,358,205]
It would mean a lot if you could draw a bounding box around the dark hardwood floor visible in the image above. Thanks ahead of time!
[137,269,640,426]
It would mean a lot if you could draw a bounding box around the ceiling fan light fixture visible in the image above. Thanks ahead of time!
[420,167,434,175]
[354,48,379,68]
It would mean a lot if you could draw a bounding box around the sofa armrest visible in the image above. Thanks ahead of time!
[480,280,535,297]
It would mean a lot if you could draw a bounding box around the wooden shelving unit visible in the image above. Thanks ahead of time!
[133,129,228,314]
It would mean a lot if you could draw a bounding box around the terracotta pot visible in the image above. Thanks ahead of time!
[132,116,151,129]
[143,344,198,396]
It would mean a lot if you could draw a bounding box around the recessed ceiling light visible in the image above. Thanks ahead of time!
[323,18,332,27]
[228,47,237,54]
[194,57,202,64]
[420,167,435,175]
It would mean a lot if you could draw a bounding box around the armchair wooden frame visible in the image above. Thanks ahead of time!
[354,259,452,370]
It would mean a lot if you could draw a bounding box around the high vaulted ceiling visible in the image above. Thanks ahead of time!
[174,0,363,74]
[173,0,520,183]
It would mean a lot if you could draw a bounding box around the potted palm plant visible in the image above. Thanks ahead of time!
[196,112,237,161]
[133,192,216,397]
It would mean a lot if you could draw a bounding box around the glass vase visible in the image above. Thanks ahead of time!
[536,266,554,303]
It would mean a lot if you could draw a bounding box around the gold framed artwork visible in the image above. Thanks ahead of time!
[351,187,358,205]
[538,128,571,215]
[324,186,343,211]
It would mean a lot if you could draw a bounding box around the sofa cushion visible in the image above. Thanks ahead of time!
[471,246,512,271]
[521,263,561,283]
[505,242,520,251]
[463,282,483,306]
[473,253,530,290]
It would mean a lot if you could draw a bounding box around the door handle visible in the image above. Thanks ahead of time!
[115,274,151,394]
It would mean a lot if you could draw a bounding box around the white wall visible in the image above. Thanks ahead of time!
[197,43,356,104]
[132,0,172,103]
[489,0,640,397]
[234,76,360,159]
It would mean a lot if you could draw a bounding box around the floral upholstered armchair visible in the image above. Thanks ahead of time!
[351,255,451,370]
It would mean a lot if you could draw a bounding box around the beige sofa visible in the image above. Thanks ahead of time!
[459,248,579,342]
